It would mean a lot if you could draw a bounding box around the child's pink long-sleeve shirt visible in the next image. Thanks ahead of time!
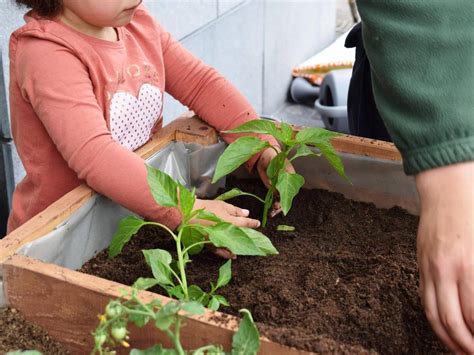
[7,6,274,233]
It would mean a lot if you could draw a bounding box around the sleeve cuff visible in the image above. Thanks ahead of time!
[402,137,474,175]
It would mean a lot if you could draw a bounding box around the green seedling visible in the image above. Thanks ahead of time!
[94,164,275,353]
[108,164,277,307]
[213,120,347,227]
[276,225,295,232]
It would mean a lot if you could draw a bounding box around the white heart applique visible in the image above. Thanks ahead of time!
[109,83,163,151]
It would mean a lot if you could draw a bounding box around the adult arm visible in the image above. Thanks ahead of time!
[358,1,474,352]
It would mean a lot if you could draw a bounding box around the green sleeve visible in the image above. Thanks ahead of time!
[357,0,474,175]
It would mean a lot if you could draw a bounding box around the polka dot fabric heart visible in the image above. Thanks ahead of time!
[110,83,163,151]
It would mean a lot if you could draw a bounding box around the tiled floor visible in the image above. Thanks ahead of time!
[268,102,325,128]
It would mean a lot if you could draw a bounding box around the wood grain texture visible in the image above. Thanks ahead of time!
[2,255,307,354]
[0,115,218,262]
[331,135,401,161]
[278,122,401,161]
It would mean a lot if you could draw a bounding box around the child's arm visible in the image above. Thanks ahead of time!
[13,37,183,229]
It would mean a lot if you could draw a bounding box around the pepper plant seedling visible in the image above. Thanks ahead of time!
[213,120,347,227]
[109,164,277,309]
[94,164,275,353]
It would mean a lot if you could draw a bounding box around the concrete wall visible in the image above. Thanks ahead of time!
[0,0,336,185]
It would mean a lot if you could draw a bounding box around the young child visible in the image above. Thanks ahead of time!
[7,0,283,234]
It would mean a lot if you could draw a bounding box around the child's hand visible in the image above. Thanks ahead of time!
[256,147,296,217]
[192,199,260,228]
[256,147,296,188]
[192,199,261,260]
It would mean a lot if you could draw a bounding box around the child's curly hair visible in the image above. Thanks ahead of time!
[15,0,63,17]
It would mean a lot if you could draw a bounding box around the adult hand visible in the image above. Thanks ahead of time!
[256,147,296,216]
[416,161,474,354]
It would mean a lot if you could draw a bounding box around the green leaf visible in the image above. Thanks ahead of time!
[180,225,206,255]
[149,298,163,309]
[239,227,278,255]
[215,188,265,204]
[207,223,265,256]
[291,144,316,161]
[295,127,339,144]
[312,140,347,180]
[128,302,151,327]
[215,260,232,289]
[275,172,305,216]
[208,296,221,311]
[294,128,347,179]
[215,188,246,201]
[225,119,278,136]
[188,285,210,305]
[232,309,260,355]
[129,313,149,328]
[146,164,178,207]
[155,302,180,330]
[7,352,43,355]
[193,345,224,355]
[142,249,174,287]
[276,224,295,232]
[213,294,230,307]
[194,209,223,223]
[131,345,177,355]
[167,285,184,299]
[266,151,286,180]
[118,288,129,297]
[178,184,195,220]
[279,122,294,143]
[133,277,160,290]
[109,215,145,258]
[181,301,206,315]
[212,137,271,183]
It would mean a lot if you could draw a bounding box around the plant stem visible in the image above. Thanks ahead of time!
[176,229,189,300]
[261,186,274,228]
[166,264,186,290]
[173,316,185,355]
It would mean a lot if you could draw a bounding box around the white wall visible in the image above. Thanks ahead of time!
[0,0,336,184]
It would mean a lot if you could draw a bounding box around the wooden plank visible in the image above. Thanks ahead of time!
[137,114,218,160]
[280,122,401,161]
[2,255,308,355]
[0,115,218,262]
[331,135,401,161]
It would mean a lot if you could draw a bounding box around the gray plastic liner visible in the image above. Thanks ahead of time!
[293,152,419,215]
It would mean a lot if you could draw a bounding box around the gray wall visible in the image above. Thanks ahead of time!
[0,0,336,185]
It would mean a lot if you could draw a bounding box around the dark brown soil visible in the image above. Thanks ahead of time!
[0,307,69,354]
[80,178,448,354]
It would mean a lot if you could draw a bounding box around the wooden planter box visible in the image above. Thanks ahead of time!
[0,115,410,354]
